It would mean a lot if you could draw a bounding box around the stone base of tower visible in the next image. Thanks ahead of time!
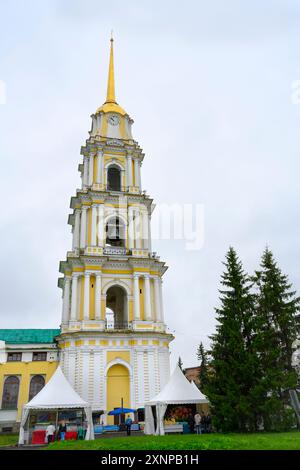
[58,332,173,423]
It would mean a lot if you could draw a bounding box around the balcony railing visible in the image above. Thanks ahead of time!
[105,321,132,330]
[106,185,128,193]
[103,246,126,256]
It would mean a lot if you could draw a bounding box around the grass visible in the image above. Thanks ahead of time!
[46,431,300,451]
[0,434,18,447]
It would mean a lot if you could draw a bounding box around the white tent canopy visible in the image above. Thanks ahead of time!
[18,366,94,444]
[144,365,209,435]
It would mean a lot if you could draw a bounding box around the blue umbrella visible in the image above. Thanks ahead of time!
[108,407,136,415]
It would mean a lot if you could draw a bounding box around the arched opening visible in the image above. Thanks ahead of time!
[1,376,20,409]
[105,216,125,247]
[29,375,45,401]
[105,307,115,329]
[106,285,128,329]
[107,166,121,191]
[106,364,130,425]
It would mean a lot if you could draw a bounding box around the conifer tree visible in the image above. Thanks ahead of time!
[252,247,300,430]
[178,356,183,371]
[197,342,209,388]
[205,247,257,432]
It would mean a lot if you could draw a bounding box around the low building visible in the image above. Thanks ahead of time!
[0,329,59,432]
[184,366,201,385]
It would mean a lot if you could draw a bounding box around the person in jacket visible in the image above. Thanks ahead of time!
[125,416,133,436]
[194,413,202,434]
[46,422,56,444]
[188,413,195,434]
[58,421,67,441]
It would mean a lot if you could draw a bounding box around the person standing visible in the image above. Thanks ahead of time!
[206,413,212,433]
[188,413,194,434]
[58,421,67,441]
[125,416,133,436]
[194,413,202,435]
[46,422,56,444]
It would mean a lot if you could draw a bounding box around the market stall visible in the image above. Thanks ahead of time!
[144,365,209,435]
[18,366,94,445]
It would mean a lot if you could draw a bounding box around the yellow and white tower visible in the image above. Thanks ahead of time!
[57,38,173,421]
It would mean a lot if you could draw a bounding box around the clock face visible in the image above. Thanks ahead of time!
[108,115,120,126]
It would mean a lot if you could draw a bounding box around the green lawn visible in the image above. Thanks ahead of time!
[46,431,300,450]
[0,434,18,447]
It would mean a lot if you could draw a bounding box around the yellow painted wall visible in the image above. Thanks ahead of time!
[0,361,58,421]
[79,276,84,320]
[87,208,92,245]
[101,299,106,320]
[128,299,133,322]
[139,278,145,320]
[106,364,130,425]
[89,275,95,320]
[120,116,126,139]
[107,351,130,364]
[93,155,98,184]
[150,279,155,321]
[101,117,108,137]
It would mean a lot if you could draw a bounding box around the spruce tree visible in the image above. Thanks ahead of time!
[197,342,209,388]
[252,247,300,430]
[205,247,257,432]
[178,356,183,371]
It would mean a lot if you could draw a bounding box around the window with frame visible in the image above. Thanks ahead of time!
[107,166,121,191]
[1,376,20,409]
[29,375,45,401]
[32,352,47,362]
[7,352,22,362]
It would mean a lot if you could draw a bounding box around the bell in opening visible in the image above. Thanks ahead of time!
[106,216,125,247]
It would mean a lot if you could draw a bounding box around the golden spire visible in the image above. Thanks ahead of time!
[96,35,127,116]
[105,35,116,104]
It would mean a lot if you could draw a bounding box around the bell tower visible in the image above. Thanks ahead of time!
[57,38,173,420]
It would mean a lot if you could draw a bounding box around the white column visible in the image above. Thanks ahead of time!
[83,156,89,188]
[84,272,90,320]
[142,210,149,250]
[128,206,134,250]
[91,205,97,246]
[127,154,133,188]
[134,158,140,189]
[137,161,141,189]
[95,274,101,320]
[71,226,75,251]
[133,274,140,320]
[74,210,80,250]
[154,277,161,322]
[97,204,104,247]
[148,216,152,253]
[70,274,79,321]
[159,279,165,324]
[134,208,142,249]
[62,277,71,323]
[88,153,94,186]
[80,207,88,249]
[144,275,151,321]
[96,150,103,184]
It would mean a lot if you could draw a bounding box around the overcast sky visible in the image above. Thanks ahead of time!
[1,0,300,368]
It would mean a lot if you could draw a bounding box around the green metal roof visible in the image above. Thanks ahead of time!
[0,329,60,344]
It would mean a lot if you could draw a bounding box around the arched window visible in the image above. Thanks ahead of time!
[1,376,20,410]
[106,285,128,329]
[107,166,121,191]
[29,375,45,401]
[106,217,125,247]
